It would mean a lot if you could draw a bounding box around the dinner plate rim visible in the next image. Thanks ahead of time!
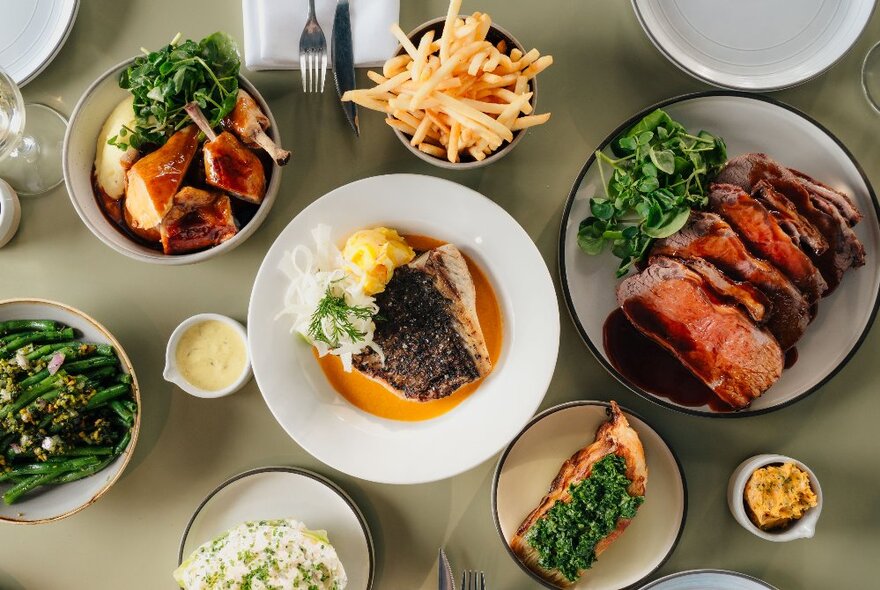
[630,0,877,92]
[637,568,778,589]
[6,0,80,87]
[558,90,880,419]
[490,400,688,590]
[176,465,375,589]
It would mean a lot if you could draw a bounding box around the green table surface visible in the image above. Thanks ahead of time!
[3,1,879,588]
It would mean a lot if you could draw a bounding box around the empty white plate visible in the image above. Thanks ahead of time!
[178,467,374,589]
[638,569,777,590]
[560,93,880,416]
[492,401,686,590]
[632,0,875,91]
[0,0,79,86]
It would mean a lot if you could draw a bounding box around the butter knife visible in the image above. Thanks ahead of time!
[332,0,359,136]
[438,548,455,590]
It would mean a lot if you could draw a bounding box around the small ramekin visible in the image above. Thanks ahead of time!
[164,313,252,398]
[727,453,823,542]
[0,178,21,248]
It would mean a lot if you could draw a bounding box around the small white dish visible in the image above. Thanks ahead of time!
[178,466,374,589]
[63,58,282,265]
[638,569,777,590]
[727,454,823,542]
[0,0,79,86]
[632,0,875,91]
[164,313,252,399]
[492,401,686,590]
[248,174,559,484]
[0,178,21,248]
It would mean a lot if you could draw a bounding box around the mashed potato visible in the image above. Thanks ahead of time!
[744,462,817,530]
[94,96,137,199]
[343,227,415,295]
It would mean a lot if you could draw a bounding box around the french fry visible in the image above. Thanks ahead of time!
[343,1,552,163]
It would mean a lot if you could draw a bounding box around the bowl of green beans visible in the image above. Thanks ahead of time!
[0,298,140,524]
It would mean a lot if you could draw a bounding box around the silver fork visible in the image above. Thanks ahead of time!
[298,0,327,93]
[460,570,486,590]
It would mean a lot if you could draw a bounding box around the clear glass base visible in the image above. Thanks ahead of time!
[0,103,67,196]
[862,41,880,115]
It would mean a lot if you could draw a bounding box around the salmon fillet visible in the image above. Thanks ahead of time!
[510,402,647,588]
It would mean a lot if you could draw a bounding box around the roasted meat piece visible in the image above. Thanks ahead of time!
[753,180,828,256]
[184,102,267,204]
[159,187,238,254]
[715,153,865,291]
[353,244,492,400]
[223,89,291,165]
[677,257,769,323]
[510,401,647,588]
[124,125,199,230]
[709,183,827,303]
[652,211,811,350]
[618,256,784,409]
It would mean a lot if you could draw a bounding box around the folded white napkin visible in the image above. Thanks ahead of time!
[243,0,400,70]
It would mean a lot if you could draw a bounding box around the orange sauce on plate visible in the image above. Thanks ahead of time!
[315,235,503,421]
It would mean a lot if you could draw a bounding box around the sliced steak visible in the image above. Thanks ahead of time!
[676,257,768,323]
[788,167,863,226]
[715,153,865,291]
[753,180,828,256]
[618,257,783,409]
[652,211,810,350]
[353,244,491,401]
[709,183,827,302]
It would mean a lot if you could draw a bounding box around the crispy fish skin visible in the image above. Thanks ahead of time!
[510,401,647,588]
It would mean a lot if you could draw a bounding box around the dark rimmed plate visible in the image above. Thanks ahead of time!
[492,401,687,590]
[638,569,777,590]
[559,91,880,417]
[178,466,374,589]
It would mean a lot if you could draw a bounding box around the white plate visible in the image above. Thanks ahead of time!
[0,298,140,524]
[178,467,374,589]
[632,0,875,91]
[560,92,880,417]
[0,0,79,86]
[248,174,559,484]
[492,401,686,590]
[638,569,777,590]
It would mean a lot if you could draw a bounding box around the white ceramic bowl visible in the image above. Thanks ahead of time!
[390,18,537,170]
[63,58,283,265]
[0,298,141,524]
[727,454,823,542]
[248,174,559,484]
[0,178,21,248]
[164,313,252,399]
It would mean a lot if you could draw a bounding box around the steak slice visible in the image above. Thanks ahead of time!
[709,183,827,302]
[753,180,828,256]
[652,211,811,350]
[352,244,492,401]
[617,257,783,409]
[676,257,768,323]
[715,153,865,291]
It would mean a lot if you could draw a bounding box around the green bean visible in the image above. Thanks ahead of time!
[24,342,73,361]
[0,320,58,336]
[0,456,99,481]
[0,328,75,358]
[83,366,120,386]
[52,455,116,485]
[0,387,60,420]
[85,384,130,409]
[109,400,133,426]
[17,368,52,390]
[3,471,62,504]
[58,446,114,457]
[63,356,117,374]
[114,431,132,455]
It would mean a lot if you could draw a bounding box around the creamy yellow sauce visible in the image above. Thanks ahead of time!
[175,320,247,391]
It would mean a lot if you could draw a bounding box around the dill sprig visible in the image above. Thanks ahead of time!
[307,286,374,348]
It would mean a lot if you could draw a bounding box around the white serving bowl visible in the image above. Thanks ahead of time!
[727,454,823,542]
[164,313,252,399]
[0,298,141,524]
[0,179,21,248]
[63,58,283,265]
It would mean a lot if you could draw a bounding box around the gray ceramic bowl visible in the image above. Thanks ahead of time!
[63,58,282,265]
[391,17,537,170]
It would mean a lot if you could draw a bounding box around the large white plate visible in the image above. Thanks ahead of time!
[632,0,875,91]
[248,174,559,484]
[492,401,686,590]
[178,467,374,589]
[560,92,880,417]
[0,0,79,86]
[0,298,140,524]
[638,569,777,590]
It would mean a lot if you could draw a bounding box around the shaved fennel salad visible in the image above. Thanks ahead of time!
[277,225,415,371]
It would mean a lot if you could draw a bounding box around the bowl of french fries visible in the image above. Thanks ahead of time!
[342,0,552,169]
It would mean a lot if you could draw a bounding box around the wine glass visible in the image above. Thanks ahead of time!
[861,41,880,115]
[0,66,67,196]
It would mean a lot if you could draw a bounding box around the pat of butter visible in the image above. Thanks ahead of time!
[175,320,247,392]
[94,96,136,199]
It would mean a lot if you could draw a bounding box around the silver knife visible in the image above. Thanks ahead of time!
[332,0,359,136]
[438,548,455,590]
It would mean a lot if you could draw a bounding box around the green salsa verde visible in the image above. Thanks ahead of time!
[525,453,644,582]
